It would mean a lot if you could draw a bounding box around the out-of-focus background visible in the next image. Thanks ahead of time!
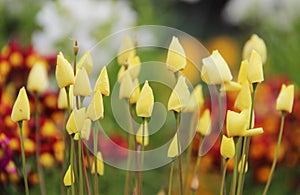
[1,0,300,194]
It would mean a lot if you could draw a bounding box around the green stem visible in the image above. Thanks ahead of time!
[220,159,229,195]
[82,144,90,195]
[230,137,242,195]
[18,121,30,195]
[175,112,183,195]
[262,112,286,195]
[70,137,75,195]
[78,137,84,195]
[139,118,146,195]
[94,124,99,195]
[168,161,175,195]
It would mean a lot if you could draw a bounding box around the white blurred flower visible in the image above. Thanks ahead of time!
[223,0,300,31]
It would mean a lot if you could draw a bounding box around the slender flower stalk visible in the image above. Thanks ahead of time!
[220,160,229,195]
[168,161,175,195]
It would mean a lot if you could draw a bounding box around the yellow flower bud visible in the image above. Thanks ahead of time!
[94,66,110,96]
[27,62,49,93]
[247,50,264,83]
[119,71,134,99]
[197,109,211,136]
[117,66,126,83]
[68,85,75,110]
[220,135,235,159]
[86,91,104,121]
[237,60,249,84]
[167,133,179,158]
[91,152,104,175]
[58,88,68,109]
[168,76,190,112]
[243,34,267,64]
[73,68,92,96]
[226,110,248,137]
[184,84,204,112]
[11,87,30,122]
[130,78,140,105]
[276,84,294,113]
[220,81,242,92]
[63,165,75,186]
[66,108,86,134]
[77,50,93,75]
[117,35,136,66]
[81,119,91,140]
[136,121,149,146]
[166,36,186,72]
[55,52,75,88]
[234,83,251,111]
[136,80,154,117]
[201,50,233,85]
[127,55,141,79]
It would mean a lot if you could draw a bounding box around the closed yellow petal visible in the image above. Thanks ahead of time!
[119,71,134,99]
[237,60,249,84]
[197,109,211,136]
[94,66,110,96]
[66,108,86,134]
[77,50,93,75]
[11,87,30,122]
[247,50,264,83]
[81,119,91,140]
[276,84,294,113]
[127,56,141,79]
[27,62,49,93]
[166,36,186,72]
[167,133,179,158]
[117,35,136,66]
[58,88,68,109]
[184,84,204,112]
[226,110,248,137]
[55,52,75,88]
[136,121,149,146]
[234,83,251,111]
[91,152,104,175]
[86,91,104,121]
[243,127,264,136]
[243,34,267,64]
[130,78,140,105]
[63,165,75,186]
[74,68,92,96]
[201,50,233,85]
[117,66,126,83]
[136,80,154,117]
[220,135,235,159]
[220,81,242,92]
[168,76,190,112]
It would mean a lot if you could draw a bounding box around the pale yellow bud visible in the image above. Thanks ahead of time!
[130,78,140,105]
[168,76,190,112]
[136,121,149,146]
[220,81,242,92]
[94,66,110,96]
[201,50,233,85]
[63,165,75,186]
[91,152,104,175]
[136,80,154,117]
[81,119,91,140]
[247,50,264,83]
[77,50,93,75]
[58,88,68,109]
[11,87,30,122]
[234,83,251,111]
[276,84,294,113]
[127,55,141,79]
[237,60,249,84]
[184,84,204,112]
[117,35,136,66]
[167,133,179,157]
[220,135,235,159]
[197,109,211,136]
[55,52,75,88]
[117,66,126,83]
[73,68,92,96]
[66,108,86,134]
[27,62,49,93]
[68,85,75,110]
[243,34,267,64]
[119,71,134,99]
[166,36,186,72]
[226,110,248,137]
[86,91,104,121]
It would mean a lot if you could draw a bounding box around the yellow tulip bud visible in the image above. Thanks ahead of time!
[81,119,91,140]
[127,55,141,79]
[184,84,204,112]
[91,152,104,175]
[27,62,49,93]
[167,133,179,157]
[86,90,104,121]
[243,34,267,64]
[130,78,140,105]
[276,84,294,113]
[77,50,93,75]
[55,52,75,88]
[234,83,251,111]
[119,71,134,99]
[220,81,242,92]
[66,108,86,134]
[168,76,190,112]
[136,80,154,117]
[247,50,264,83]
[63,165,75,186]
[166,36,186,72]
[226,110,248,137]
[94,66,110,96]
[197,109,211,136]
[117,35,136,66]
[136,121,149,146]
[238,154,248,173]
[73,68,92,96]
[11,87,30,122]
[201,50,233,85]
[58,88,68,109]
[117,66,126,83]
[68,85,75,110]
[220,135,235,159]
[237,60,249,84]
